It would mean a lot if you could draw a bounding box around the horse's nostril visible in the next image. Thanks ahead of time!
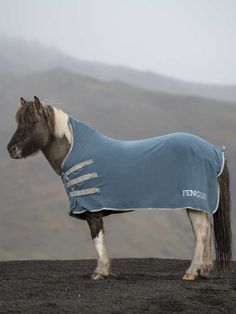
[8,143,22,159]
[9,144,17,154]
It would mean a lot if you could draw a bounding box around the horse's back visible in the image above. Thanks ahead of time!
[99,132,223,169]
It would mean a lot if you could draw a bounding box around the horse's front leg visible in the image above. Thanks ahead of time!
[86,212,111,280]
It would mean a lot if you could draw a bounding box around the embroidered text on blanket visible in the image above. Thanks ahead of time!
[182,190,207,200]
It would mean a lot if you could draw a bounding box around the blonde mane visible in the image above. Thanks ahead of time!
[52,106,72,144]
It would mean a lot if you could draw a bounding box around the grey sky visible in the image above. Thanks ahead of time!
[0,0,235,84]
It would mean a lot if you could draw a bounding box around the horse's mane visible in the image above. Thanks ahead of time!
[16,100,71,143]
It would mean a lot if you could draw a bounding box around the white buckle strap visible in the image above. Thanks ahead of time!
[69,187,100,197]
[63,159,94,177]
[66,172,98,187]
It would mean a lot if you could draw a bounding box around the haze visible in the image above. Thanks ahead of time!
[0,0,235,84]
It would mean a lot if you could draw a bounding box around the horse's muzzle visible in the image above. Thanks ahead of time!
[7,144,23,159]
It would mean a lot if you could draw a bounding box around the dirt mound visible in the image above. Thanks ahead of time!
[0,258,235,313]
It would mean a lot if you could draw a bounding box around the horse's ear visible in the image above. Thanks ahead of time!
[20,97,27,106]
[33,96,41,110]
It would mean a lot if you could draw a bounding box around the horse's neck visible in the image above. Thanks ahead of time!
[42,135,71,175]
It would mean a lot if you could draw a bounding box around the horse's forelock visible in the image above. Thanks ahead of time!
[16,102,55,133]
[16,102,38,125]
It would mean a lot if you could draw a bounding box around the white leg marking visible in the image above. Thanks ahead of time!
[94,230,109,263]
[92,230,111,280]
[183,209,208,280]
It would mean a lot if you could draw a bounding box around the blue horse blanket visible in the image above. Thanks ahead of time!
[61,116,225,216]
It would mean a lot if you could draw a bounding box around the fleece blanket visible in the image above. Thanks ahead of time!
[61,116,225,216]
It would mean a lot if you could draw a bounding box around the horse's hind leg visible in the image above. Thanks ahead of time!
[201,215,213,278]
[86,212,111,280]
[183,208,209,280]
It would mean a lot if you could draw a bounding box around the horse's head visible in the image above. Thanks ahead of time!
[7,96,55,159]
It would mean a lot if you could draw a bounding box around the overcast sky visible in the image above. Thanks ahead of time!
[0,0,235,84]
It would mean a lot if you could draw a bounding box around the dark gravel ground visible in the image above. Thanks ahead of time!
[0,258,235,313]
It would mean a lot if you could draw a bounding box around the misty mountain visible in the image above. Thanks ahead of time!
[1,35,236,103]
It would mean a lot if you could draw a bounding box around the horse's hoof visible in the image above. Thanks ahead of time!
[91,272,105,280]
[200,264,212,279]
[91,271,117,280]
[200,271,209,279]
[182,274,197,281]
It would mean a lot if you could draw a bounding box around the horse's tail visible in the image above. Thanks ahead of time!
[213,159,232,271]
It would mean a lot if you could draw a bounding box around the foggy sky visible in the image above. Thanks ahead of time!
[0,0,235,84]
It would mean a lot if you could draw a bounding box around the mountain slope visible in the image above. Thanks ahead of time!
[1,35,236,102]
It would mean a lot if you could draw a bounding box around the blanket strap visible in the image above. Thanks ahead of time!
[63,159,94,177]
[69,187,100,197]
[66,172,98,188]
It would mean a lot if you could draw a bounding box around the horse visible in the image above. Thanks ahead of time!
[7,96,232,281]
